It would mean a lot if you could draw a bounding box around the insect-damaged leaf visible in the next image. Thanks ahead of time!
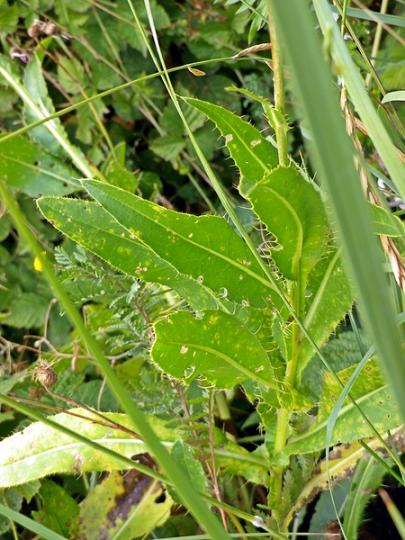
[37,197,218,311]
[184,97,278,196]
[151,310,278,389]
[84,180,280,308]
[248,167,329,281]
[73,457,172,540]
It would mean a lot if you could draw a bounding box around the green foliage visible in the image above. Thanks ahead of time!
[248,166,328,280]
[0,135,80,196]
[0,1,404,537]
[37,197,218,311]
[283,360,401,458]
[83,179,278,307]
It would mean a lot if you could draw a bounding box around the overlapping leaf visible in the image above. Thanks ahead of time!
[0,408,268,489]
[84,180,279,308]
[282,360,401,458]
[37,197,218,311]
[297,248,353,377]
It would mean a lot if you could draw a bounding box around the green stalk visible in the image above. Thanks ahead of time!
[0,65,94,179]
[0,57,240,146]
[271,277,304,521]
[365,0,389,88]
[0,181,231,540]
[313,0,405,201]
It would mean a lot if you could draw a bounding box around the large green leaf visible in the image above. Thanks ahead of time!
[282,360,401,458]
[37,197,218,311]
[184,97,278,196]
[84,180,279,308]
[248,166,328,280]
[151,310,277,389]
[0,135,79,196]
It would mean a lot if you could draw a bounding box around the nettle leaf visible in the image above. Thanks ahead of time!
[1,292,50,329]
[102,142,138,192]
[74,469,172,540]
[184,97,278,196]
[249,167,329,281]
[151,310,277,389]
[282,359,401,458]
[297,248,353,377]
[84,179,279,308]
[0,135,80,196]
[150,134,186,162]
[37,197,218,311]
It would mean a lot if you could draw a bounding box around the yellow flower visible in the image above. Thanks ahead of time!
[33,252,46,272]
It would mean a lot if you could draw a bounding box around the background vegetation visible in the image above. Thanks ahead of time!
[0,1,404,539]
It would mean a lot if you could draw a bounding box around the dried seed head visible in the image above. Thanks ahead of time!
[33,360,57,388]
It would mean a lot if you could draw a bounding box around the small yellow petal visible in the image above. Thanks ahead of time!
[33,254,45,272]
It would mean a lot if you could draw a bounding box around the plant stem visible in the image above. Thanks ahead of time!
[268,1,288,167]
[365,0,389,88]
[271,278,303,523]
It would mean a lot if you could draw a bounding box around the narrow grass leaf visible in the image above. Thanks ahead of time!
[313,0,405,201]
